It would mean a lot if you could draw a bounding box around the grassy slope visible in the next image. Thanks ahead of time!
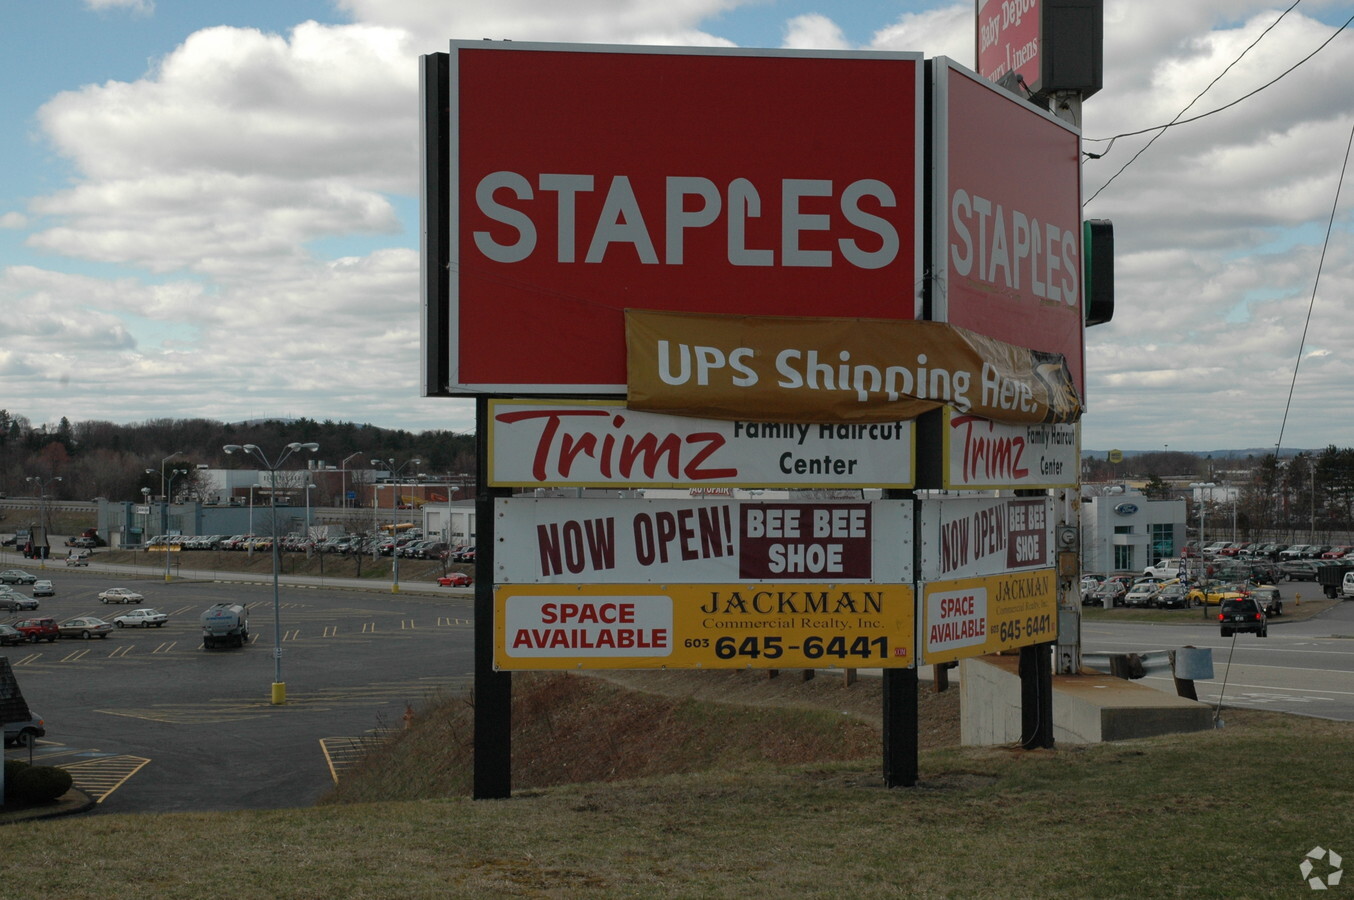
[3,670,1352,899]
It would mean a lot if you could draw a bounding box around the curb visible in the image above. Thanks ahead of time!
[0,787,97,826]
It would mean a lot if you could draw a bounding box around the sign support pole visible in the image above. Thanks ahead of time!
[473,397,512,799]
[1019,642,1054,749]
[883,481,922,788]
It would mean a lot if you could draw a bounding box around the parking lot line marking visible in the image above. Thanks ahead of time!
[152,641,177,654]
[108,644,134,658]
[60,755,151,803]
[401,619,416,630]
[283,629,302,641]
[320,734,390,783]
[323,625,338,638]
[361,622,377,633]
[60,649,92,662]
[12,652,42,666]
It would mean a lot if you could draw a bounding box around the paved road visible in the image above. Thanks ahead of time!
[1082,586,1354,721]
[2,564,475,814]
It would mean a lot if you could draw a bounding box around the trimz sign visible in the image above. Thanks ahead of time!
[488,399,913,488]
[449,42,922,393]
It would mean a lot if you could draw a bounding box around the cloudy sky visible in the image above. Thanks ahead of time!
[3,1,1353,454]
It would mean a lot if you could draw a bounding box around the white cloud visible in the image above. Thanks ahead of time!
[84,0,153,14]
[782,14,849,51]
[0,211,26,229]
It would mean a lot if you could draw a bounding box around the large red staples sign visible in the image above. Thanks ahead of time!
[931,58,1083,398]
[450,42,923,394]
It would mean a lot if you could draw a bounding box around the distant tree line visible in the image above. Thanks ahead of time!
[1084,445,1354,539]
[0,410,476,505]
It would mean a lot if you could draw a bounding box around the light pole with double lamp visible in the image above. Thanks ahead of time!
[223,442,320,705]
[372,456,420,593]
[24,475,62,567]
[161,466,188,582]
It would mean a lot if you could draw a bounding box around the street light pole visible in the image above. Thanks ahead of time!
[372,456,420,593]
[159,451,184,537]
[339,451,364,510]
[223,441,320,705]
[162,467,187,582]
[23,475,62,567]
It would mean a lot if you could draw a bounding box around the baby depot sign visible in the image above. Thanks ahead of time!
[495,498,913,584]
[494,582,916,670]
[488,399,914,488]
[448,42,922,393]
[920,568,1058,665]
[919,495,1053,581]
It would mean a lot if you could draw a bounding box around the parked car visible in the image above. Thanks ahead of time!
[58,616,114,639]
[1219,596,1268,637]
[1246,585,1283,617]
[112,608,168,628]
[1156,583,1191,609]
[98,587,145,604]
[65,536,97,548]
[14,617,59,642]
[1186,583,1246,607]
[437,572,473,587]
[1144,558,1184,580]
[0,569,38,585]
[1280,560,1320,581]
[0,623,27,646]
[1089,581,1126,608]
[65,551,90,566]
[31,579,54,597]
[0,587,39,611]
[1123,582,1161,608]
[1321,546,1353,559]
[3,713,45,748]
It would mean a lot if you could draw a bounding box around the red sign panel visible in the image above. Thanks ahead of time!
[738,502,872,580]
[976,0,1042,91]
[450,42,923,393]
[933,59,1084,396]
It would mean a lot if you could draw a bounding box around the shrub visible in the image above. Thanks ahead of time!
[3,758,31,802]
[10,765,72,804]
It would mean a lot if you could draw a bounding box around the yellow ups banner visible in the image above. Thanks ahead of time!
[626,309,1081,425]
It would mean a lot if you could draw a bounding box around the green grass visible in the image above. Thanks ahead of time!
[2,671,1351,898]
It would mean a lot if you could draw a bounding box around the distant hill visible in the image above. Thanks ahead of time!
[1083,448,1309,460]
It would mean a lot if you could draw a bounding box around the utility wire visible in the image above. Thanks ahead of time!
[1085,1,1303,204]
[1085,8,1354,207]
[1273,114,1354,458]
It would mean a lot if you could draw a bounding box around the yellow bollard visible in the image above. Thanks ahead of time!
[271,682,286,705]
[1295,593,1301,606]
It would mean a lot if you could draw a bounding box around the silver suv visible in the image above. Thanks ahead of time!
[3,714,45,748]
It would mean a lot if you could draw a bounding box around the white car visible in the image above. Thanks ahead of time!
[32,579,54,597]
[112,608,168,628]
[98,587,145,604]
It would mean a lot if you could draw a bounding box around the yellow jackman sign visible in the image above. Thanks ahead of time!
[495,582,916,670]
[919,568,1058,665]
[625,309,1082,425]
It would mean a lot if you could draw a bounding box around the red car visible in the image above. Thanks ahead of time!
[437,573,473,587]
[14,617,59,643]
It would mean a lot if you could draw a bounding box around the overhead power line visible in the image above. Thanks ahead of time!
[1085,6,1354,204]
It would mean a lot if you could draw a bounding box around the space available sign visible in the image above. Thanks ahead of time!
[494,582,916,670]
[625,309,1081,425]
[488,399,914,488]
[941,410,1078,489]
[494,498,914,584]
[920,568,1058,665]
[449,42,922,394]
[919,494,1053,581]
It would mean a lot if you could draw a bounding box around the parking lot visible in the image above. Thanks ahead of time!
[2,566,474,813]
